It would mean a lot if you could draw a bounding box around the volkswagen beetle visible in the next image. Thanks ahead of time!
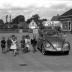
[37,29,70,55]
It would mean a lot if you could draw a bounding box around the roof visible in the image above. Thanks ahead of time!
[29,20,38,29]
[61,9,72,16]
[51,16,59,21]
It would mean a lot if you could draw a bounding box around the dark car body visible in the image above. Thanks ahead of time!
[37,29,70,55]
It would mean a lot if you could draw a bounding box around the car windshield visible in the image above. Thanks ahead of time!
[42,29,62,38]
[39,28,63,38]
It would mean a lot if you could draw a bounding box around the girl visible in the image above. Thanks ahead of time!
[10,35,18,56]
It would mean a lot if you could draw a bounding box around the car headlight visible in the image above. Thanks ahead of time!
[45,43,51,48]
[53,44,57,47]
[63,43,69,47]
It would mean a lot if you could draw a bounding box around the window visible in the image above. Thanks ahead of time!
[68,21,71,31]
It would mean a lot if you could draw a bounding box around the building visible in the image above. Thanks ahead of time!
[29,20,38,29]
[51,14,60,21]
[29,20,39,39]
[59,9,72,31]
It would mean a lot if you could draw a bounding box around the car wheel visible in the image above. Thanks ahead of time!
[42,47,46,55]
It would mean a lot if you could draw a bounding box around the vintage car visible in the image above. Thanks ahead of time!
[37,29,70,55]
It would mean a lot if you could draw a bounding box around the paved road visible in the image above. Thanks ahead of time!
[0,50,72,72]
[0,33,72,72]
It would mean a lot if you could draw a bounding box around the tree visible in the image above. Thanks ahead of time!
[32,14,40,20]
[0,19,5,29]
[12,24,18,29]
[32,14,40,24]
[26,14,40,23]
[31,14,40,26]
[12,15,25,24]
[26,14,48,29]
[0,19,4,25]
[26,18,32,24]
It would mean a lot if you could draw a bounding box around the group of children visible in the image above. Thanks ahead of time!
[1,34,37,56]
[21,35,37,53]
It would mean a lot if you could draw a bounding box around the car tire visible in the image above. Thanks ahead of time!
[64,51,69,55]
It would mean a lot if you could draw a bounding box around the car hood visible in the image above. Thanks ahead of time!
[46,37,65,42]
[44,37,65,48]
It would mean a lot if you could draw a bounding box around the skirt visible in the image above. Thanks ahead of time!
[10,44,17,50]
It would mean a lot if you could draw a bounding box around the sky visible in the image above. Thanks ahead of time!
[0,0,72,22]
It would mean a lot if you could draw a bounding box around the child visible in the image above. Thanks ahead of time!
[7,37,12,52]
[25,35,31,52]
[1,37,6,53]
[20,35,25,53]
[10,35,18,56]
[31,36,37,53]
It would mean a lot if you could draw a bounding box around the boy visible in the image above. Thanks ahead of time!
[25,35,31,52]
[20,35,25,53]
[7,37,12,52]
[1,37,6,53]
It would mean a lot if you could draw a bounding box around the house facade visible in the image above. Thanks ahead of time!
[59,9,72,31]
[29,20,39,39]
[29,20,38,29]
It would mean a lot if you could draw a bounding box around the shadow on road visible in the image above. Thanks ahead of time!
[45,52,69,56]
[19,64,28,66]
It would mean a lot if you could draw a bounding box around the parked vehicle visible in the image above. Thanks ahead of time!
[37,29,70,55]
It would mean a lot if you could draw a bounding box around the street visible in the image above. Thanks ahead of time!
[0,33,72,72]
[0,49,72,72]
[0,0,72,71]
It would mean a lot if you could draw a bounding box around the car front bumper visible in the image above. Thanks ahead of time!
[45,51,69,55]
[45,47,70,52]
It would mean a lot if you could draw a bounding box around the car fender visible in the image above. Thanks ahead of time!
[63,41,70,50]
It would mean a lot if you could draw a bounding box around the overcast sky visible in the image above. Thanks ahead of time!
[0,0,72,22]
[0,0,72,8]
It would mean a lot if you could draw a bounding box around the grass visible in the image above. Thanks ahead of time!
[0,33,33,41]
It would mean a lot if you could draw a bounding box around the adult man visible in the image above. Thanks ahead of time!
[31,36,37,53]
